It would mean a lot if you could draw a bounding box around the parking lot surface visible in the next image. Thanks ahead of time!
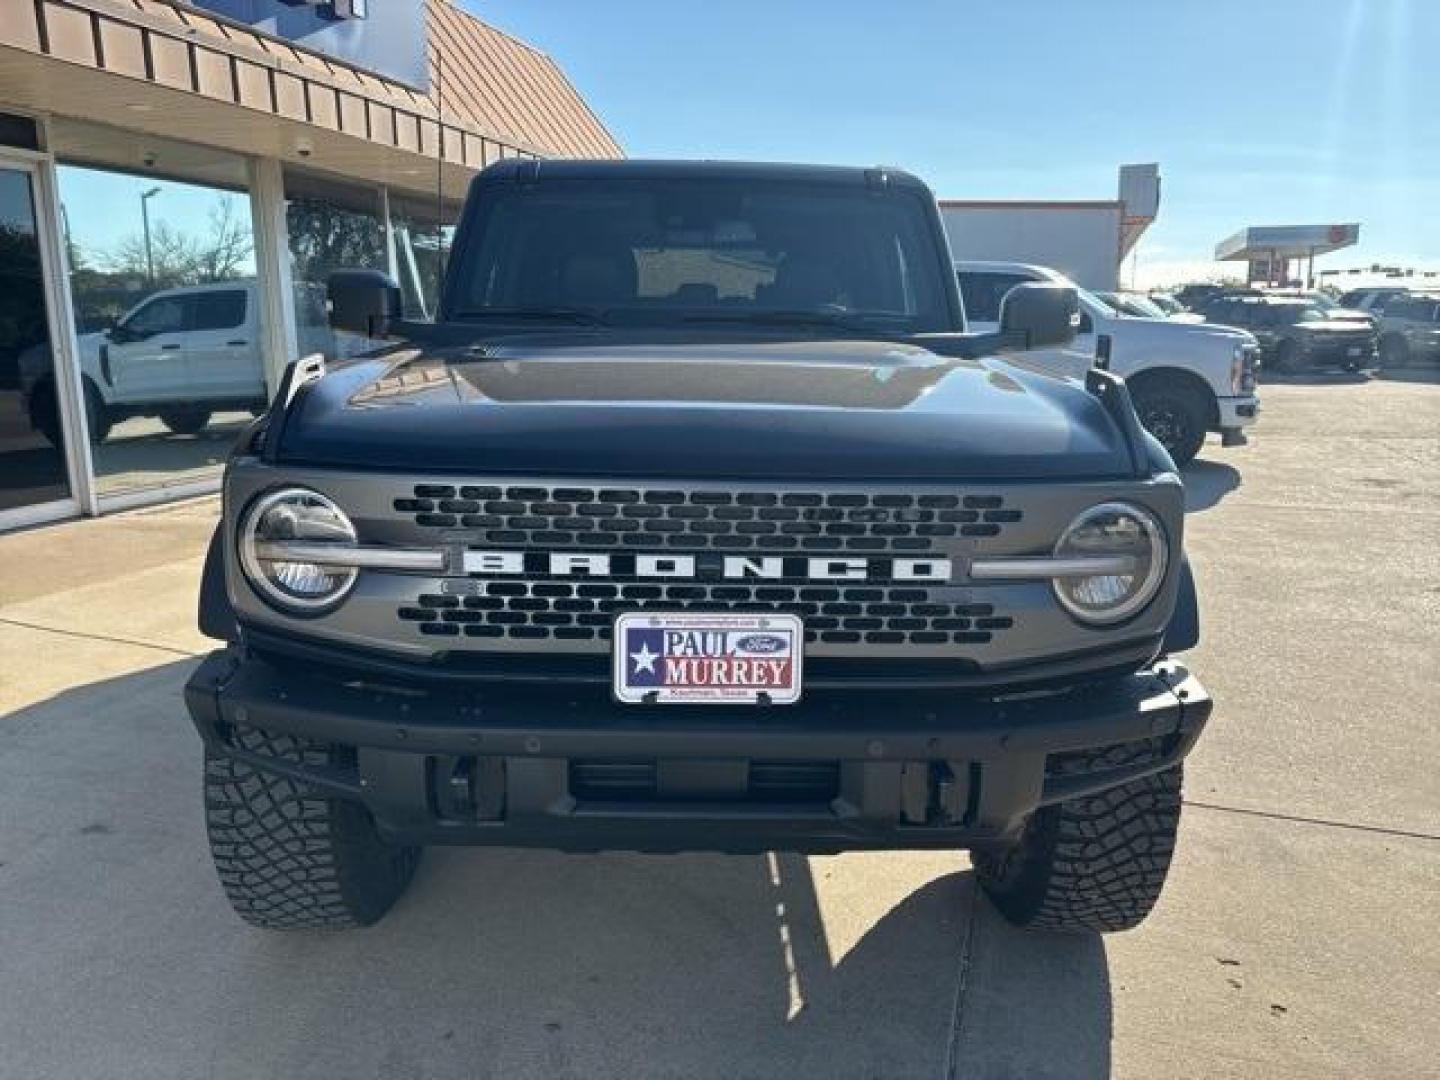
[0,373,1436,1080]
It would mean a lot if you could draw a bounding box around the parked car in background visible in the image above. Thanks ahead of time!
[1199,296,1376,373]
[958,261,1259,465]
[1173,283,1259,311]
[1337,286,1413,314]
[1097,291,1204,323]
[1376,293,1440,366]
[1262,290,1375,328]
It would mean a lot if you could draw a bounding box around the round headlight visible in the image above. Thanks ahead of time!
[1052,502,1168,625]
[239,487,358,613]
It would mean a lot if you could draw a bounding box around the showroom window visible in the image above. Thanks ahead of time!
[0,164,73,519]
[55,156,265,499]
[283,167,388,360]
[388,192,462,320]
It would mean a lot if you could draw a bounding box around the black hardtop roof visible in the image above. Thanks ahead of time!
[473,157,930,191]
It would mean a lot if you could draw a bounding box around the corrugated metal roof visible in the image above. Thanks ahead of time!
[426,0,621,160]
[3,0,619,162]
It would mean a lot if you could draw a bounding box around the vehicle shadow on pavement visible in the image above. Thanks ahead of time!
[1182,459,1241,513]
[1375,366,1440,385]
[0,660,1113,1080]
[1256,370,1372,386]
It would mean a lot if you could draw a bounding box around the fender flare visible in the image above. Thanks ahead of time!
[198,524,238,642]
[1162,554,1200,654]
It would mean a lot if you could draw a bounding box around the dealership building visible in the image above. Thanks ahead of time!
[0,0,620,530]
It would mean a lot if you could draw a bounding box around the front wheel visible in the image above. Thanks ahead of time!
[158,407,212,435]
[973,743,1183,933]
[1378,334,1409,370]
[204,728,421,930]
[1129,382,1208,467]
[26,378,111,446]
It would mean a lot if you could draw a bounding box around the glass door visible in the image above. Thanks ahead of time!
[0,159,80,527]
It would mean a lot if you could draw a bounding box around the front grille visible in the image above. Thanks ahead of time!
[392,484,1023,552]
[397,581,1014,647]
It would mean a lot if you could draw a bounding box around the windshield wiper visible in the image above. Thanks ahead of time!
[451,307,610,325]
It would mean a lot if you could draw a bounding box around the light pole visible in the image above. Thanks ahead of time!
[140,186,161,285]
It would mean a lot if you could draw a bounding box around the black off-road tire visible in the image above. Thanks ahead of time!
[1129,381,1208,467]
[973,744,1183,933]
[204,728,421,930]
[158,407,212,435]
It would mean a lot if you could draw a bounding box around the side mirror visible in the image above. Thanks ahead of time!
[999,283,1079,349]
[327,269,401,338]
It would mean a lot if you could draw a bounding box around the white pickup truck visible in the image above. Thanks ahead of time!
[956,261,1260,466]
[23,280,346,444]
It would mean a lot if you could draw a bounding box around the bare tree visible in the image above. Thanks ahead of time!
[102,196,254,287]
[192,199,253,283]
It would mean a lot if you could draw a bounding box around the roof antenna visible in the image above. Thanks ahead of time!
[434,49,446,303]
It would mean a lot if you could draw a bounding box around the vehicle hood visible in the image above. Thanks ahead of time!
[1111,316,1256,348]
[1296,319,1375,334]
[276,333,1139,481]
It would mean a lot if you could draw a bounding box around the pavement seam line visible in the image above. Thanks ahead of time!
[1183,799,1439,842]
[0,616,202,660]
[942,873,982,1080]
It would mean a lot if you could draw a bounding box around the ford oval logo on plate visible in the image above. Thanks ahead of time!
[734,633,787,654]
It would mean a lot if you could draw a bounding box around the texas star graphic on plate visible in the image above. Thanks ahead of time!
[613,612,804,704]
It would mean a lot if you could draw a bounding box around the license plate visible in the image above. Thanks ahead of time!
[1347,345,1363,356]
[613,612,803,705]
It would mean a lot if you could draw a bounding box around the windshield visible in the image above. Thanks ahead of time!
[1274,304,1329,325]
[447,178,952,333]
[1121,295,1168,318]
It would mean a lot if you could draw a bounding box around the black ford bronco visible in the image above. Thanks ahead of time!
[186,160,1210,933]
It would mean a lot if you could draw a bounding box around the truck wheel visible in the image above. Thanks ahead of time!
[159,407,212,435]
[26,379,62,448]
[1129,382,1207,467]
[1378,334,1409,370]
[27,378,111,446]
[973,744,1182,933]
[1273,339,1304,374]
[204,729,420,930]
[84,380,113,444]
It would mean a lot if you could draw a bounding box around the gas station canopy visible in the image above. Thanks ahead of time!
[1215,224,1361,262]
[1214,224,1360,286]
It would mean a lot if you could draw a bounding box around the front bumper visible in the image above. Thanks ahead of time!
[1216,394,1260,440]
[184,649,1211,853]
[1300,340,1377,368]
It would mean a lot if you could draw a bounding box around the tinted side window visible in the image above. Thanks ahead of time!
[124,296,187,336]
[190,290,247,331]
[958,271,1031,323]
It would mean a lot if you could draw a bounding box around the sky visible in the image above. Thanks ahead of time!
[467,0,1438,289]
[56,165,255,282]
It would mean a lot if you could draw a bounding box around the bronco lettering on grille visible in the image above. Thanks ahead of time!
[460,551,954,583]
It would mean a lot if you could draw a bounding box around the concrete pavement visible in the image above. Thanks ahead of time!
[0,373,1436,1079]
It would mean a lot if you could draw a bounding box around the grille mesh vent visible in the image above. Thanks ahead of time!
[397,581,1014,646]
[392,485,1022,552]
